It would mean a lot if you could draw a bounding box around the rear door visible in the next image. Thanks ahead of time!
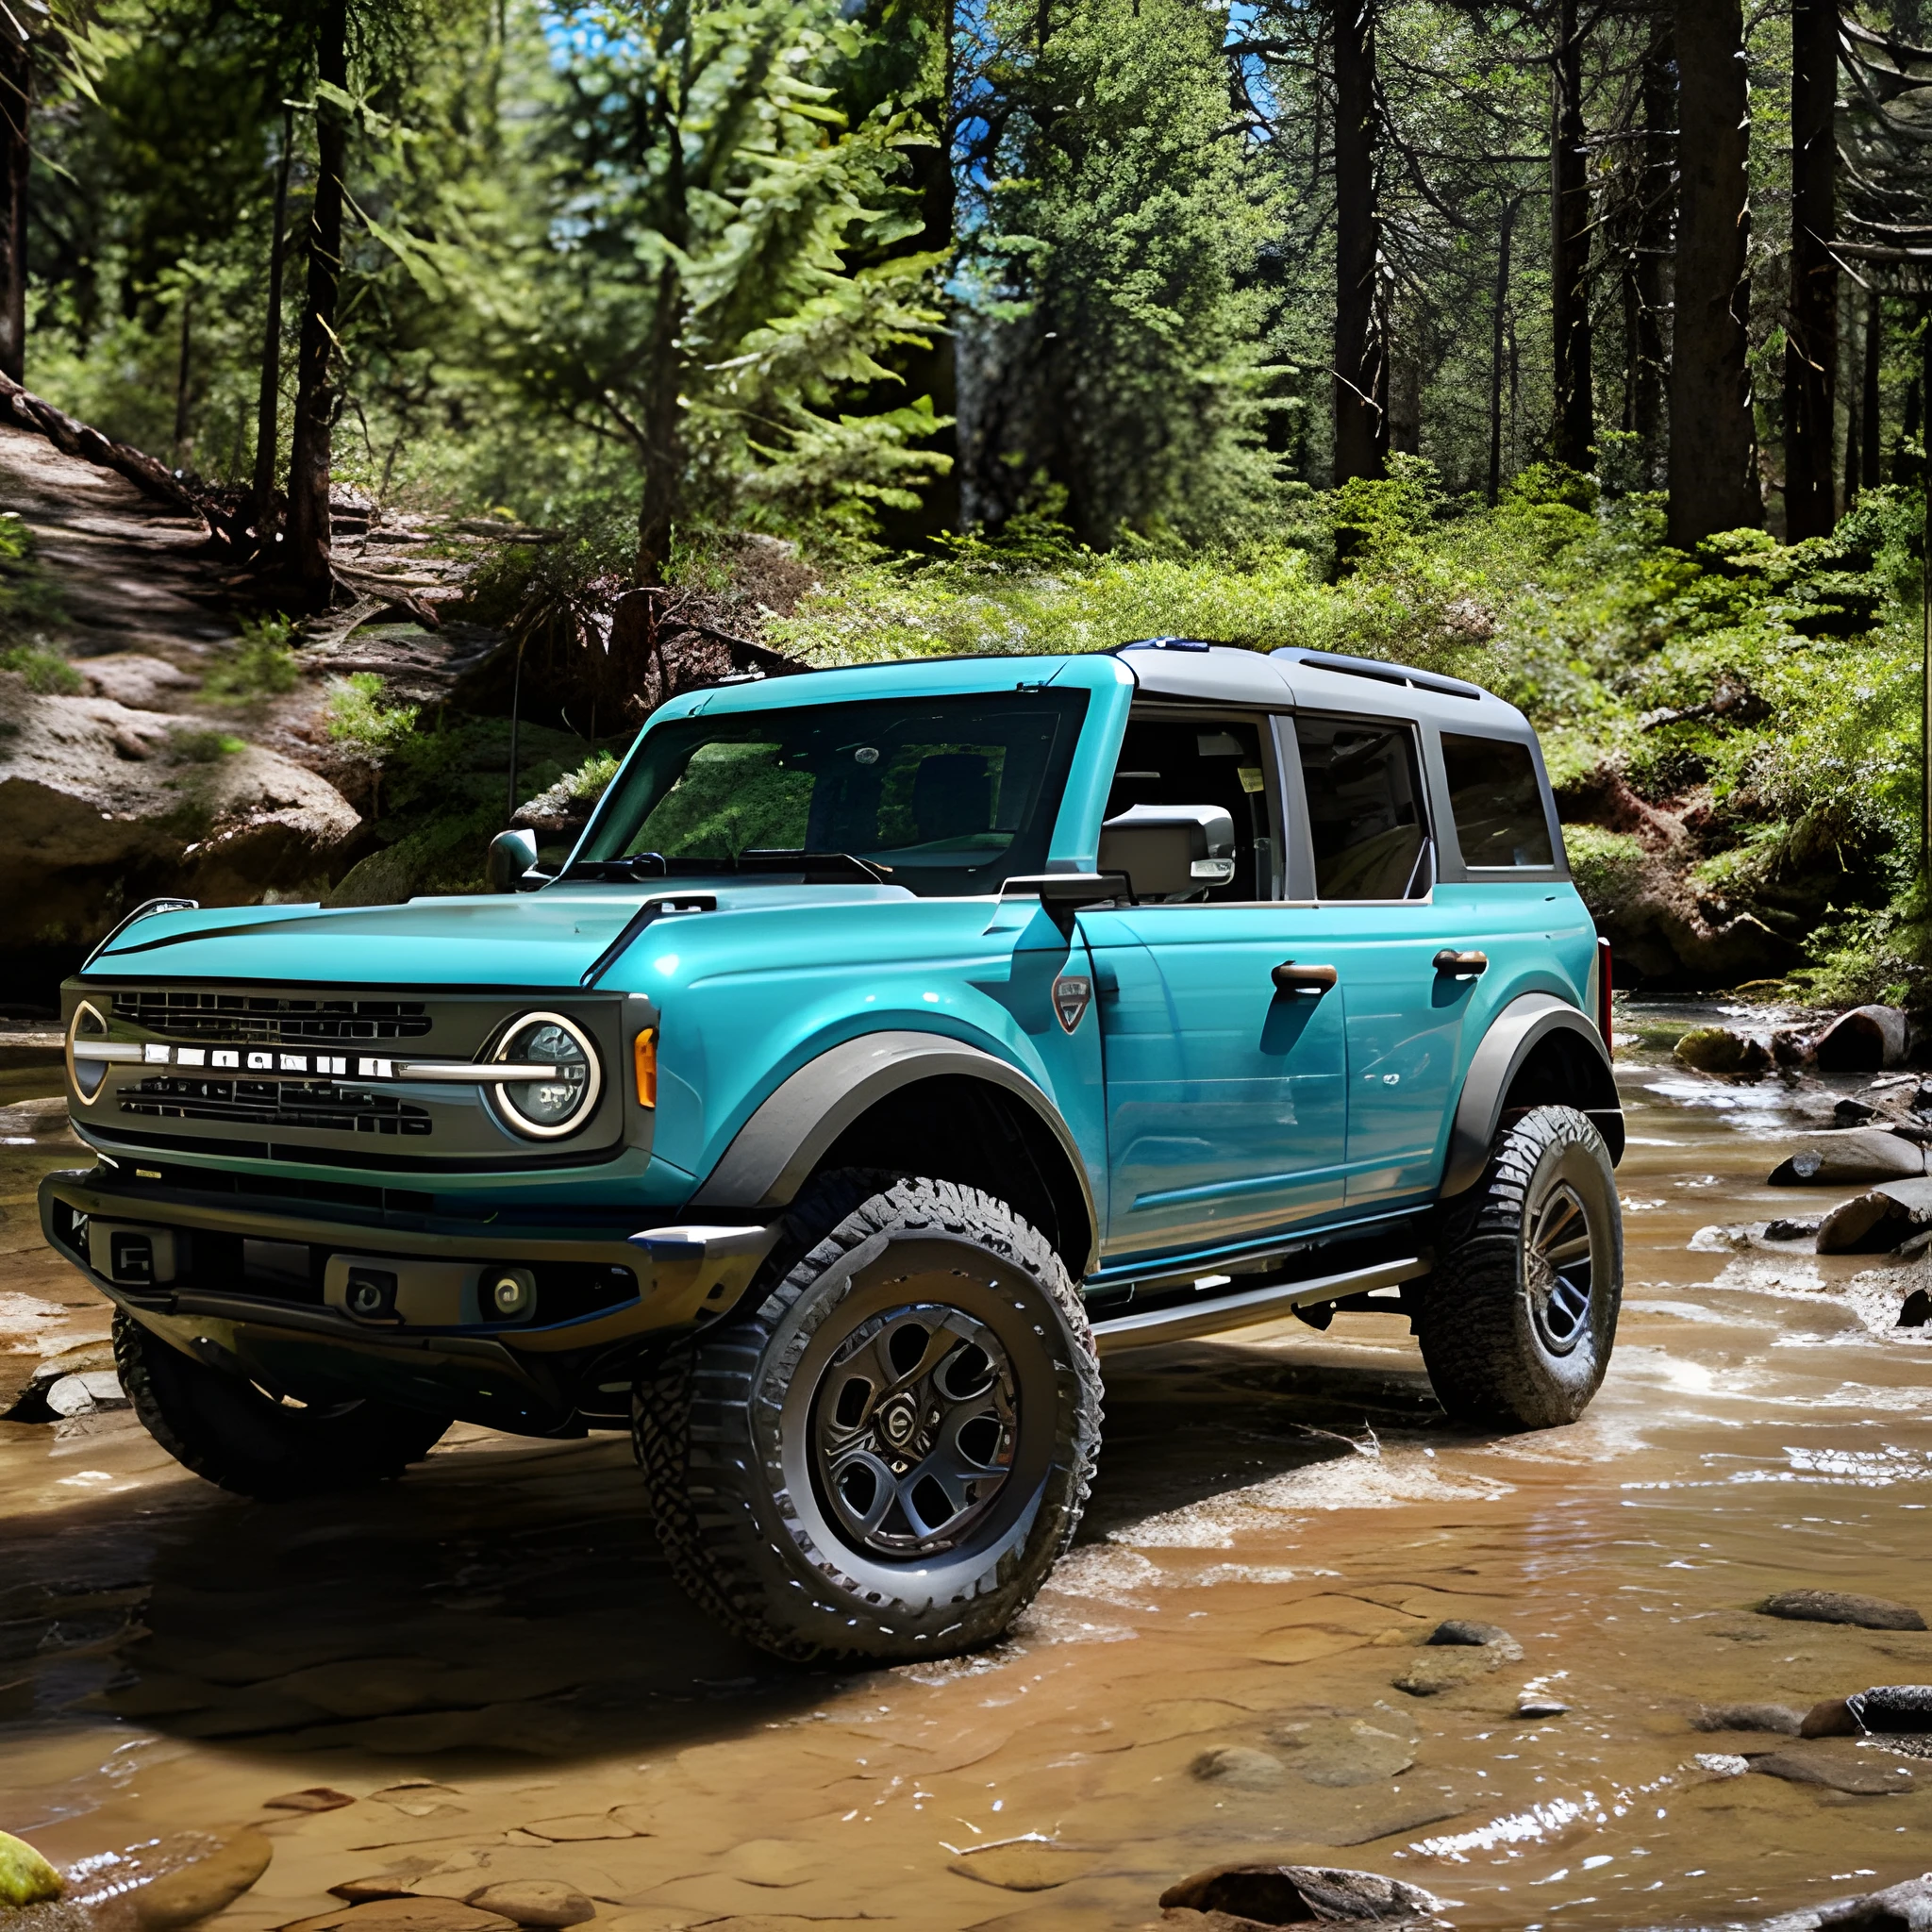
[1081,709,1348,1262]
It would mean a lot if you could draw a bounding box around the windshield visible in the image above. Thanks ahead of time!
[575,689,1090,896]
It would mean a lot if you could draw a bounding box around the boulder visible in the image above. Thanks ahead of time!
[1767,1129,1927,1187]
[1674,1026,1772,1074]
[81,655,201,708]
[0,675,359,957]
[0,1831,63,1908]
[1158,1862,1445,1926]
[1814,1005,1910,1073]
[1816,1179,1932,1254]
[1425,1618,1524,1660]
[64,1828,273,1931]
[1761,1589,1927,1631]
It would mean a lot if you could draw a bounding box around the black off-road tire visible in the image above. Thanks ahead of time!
[114,1309,448,1499]
[634,1172,1103,1663]
[1415,1105,1623,1429]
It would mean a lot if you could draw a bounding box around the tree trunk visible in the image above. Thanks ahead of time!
[1634,11,1674,489]
[1550,0,1594,472]
[286,0,348,608]
[172,291,193,466]
[0,22,29,385]
[1861,288,1883,488]
[1668,0,1759,547]
[1332,0,1383,485]
[1488,196,1519,505]
[633,259,687,587]
[1784,0,1839,541]
[252,107,294,520]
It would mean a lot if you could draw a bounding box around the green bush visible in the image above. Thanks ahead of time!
[204,614,303,704]
[0,642,83,693]
[1562,825,1649,920]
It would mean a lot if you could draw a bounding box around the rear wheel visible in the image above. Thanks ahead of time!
[1416,1105,1622,1428]
[114,1310,448,1499]
[635,1173,1102,1662]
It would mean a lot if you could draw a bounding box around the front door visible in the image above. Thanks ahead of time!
[1085,711,1348,1262]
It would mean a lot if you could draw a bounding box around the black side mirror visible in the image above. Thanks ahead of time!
[487,828,541,893]
[1097,805,1237,900]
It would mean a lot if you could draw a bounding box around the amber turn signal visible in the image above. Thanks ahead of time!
[633,1027,658,1108]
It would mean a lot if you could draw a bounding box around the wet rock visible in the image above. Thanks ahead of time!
[1191,1745,1289,1790]
[1814,1006,1911,1074]
[1392,1648,1499,1696]
[1765,1217,1823,1241]
[1158,1862,1445,1926]
[1270,1716,1415,1787]
[1803,1698,1859,1739]
[1767,1130,1928,1187]
[947,1840,1098,1891]
[281,1903,519,1932]
[463,1884,595,1927]
[1762,1589,1928,1631]
[1674,1026,1772,1074]
[1743,1873,1932,1932]
[1816,1180,1932,1255]
[1748,1741,1918,1795]
[66,1828,273,1931]
[1426,1618,1521,1657]
[42,1369,127,1417]
[1513,1696,1570,1719]
[1695,1702,1807,1736]
[329,1882,418,1906]
[1901,1289,1932,1328]
[0,1831,64,1908]
[521,1813,641,1842]
[263,1789,356,1813]
[1835,1097,1883,1126]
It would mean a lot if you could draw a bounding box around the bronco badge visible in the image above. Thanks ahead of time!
[1052,974,1092,1034]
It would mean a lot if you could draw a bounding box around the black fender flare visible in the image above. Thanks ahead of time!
[688,1031,1100,1274]
[1441,991,1624,1198]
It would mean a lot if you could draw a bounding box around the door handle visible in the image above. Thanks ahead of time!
[1272,960,1338,996]
[1433,949,1489,976]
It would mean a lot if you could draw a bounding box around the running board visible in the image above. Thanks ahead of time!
[1089,1255,1430,1357]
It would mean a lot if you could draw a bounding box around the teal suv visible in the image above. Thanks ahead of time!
[42,642,1623,1660]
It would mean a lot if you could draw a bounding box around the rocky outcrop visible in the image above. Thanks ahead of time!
[0,675,361,954]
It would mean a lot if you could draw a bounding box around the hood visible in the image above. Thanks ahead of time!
[80,881,916,991]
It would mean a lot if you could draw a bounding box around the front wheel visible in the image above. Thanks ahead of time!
[635,1173,1103,1662]
[114,1311,449,1499]
[1415,1105,1623,1429]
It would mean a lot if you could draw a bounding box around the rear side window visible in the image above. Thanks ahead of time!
[1441,733,1555,868]
[1293,716,1429,900]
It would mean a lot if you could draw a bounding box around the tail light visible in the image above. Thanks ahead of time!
[1596,938,1613,1048]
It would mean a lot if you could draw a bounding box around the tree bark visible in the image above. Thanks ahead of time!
[286,0,348,608]
[1784,0,1839,541]
[1488,195,1519,505]
[1860,288,1882,488]
[1668,0,1759,548]
[252,107,294,520]
[172,290,193,467]
[1332,0,1383,484]
[1633,11,1674,488]
[0,21,29,385]
[1550,0,1594,472]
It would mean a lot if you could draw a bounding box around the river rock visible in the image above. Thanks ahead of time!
[0,1832,63,1908]
[1425,1618,1524,1661]
[42,1369,127,1416]
[1751,1874,1932,1932]
[1191,1745,1289,1790]
[1814,1005,1911,1073]
[1158,1862,1445,1925]
[263,1789,356,1813]
[1815,1179,1932,1254]
[1762,1589,1927,1631]
[1847,1685,1932,1734]
[1270,1715,1415,1787]
[462,1885,594,1927]
[1748,1740,1918,1795]
[1767,1129,1928,1187]
[1674,1027,1772,1074]
[946,1841,1097,1891]
[1694,1703,1807,1736]
[1393,1648,1499,1696]
[63,1828,273,1931]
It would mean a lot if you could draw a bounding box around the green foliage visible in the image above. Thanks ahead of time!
[0,644,84,694]
[168,726,247,761]
[1563,825,1649,921]
[325,672,422,758]
[203,615,303,703]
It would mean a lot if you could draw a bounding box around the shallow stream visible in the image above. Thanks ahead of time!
[4,1000,1930,1931]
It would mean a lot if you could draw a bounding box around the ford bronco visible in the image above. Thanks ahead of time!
[41,641,1623,1660]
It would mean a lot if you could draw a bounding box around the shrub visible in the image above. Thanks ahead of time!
[204,614,303,704]
[1562,825,1649,920]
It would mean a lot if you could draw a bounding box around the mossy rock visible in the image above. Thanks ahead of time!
[1674,1026,1770,1074]
[0,1830,63,1909]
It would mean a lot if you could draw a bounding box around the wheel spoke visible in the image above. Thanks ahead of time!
[1543,1234,1591,1266]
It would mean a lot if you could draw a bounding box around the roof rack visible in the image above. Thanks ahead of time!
[1274,647,1483,701]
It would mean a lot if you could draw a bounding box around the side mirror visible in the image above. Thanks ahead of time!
[1097,805,1237,901]
[487,828,541,893]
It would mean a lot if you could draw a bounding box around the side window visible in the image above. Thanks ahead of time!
[1293,715,1430,901]
[1104,713,1278,901]
[1441,732,1555,868]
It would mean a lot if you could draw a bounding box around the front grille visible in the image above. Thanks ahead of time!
[121,1076,433,1137]
[111,990,431,1044]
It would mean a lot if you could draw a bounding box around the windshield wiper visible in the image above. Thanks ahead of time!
[566,851,895,886]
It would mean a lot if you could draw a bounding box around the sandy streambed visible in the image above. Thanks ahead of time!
[3,1015,1931,1931]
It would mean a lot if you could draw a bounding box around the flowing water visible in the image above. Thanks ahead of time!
[4,1003,1931,1932]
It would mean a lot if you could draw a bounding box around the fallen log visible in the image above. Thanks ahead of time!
[0,370,206,522]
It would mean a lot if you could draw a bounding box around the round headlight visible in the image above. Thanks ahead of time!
[491,1012,601,1140]
[67,1000,110,1105]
